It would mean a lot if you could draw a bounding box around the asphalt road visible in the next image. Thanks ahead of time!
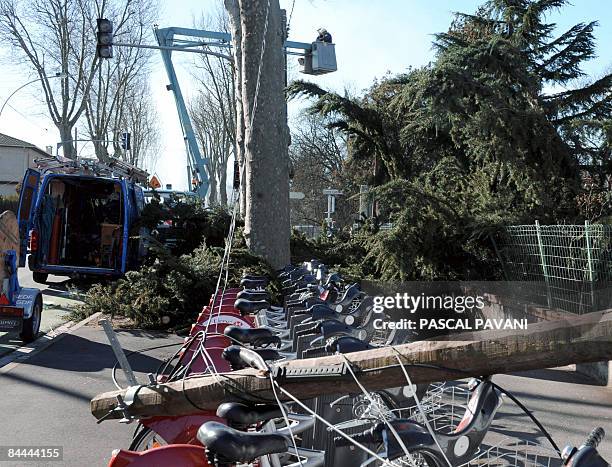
[0,324,183,467]
[493,369,612,460]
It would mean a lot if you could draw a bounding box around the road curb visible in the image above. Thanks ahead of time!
[0,312,102,374]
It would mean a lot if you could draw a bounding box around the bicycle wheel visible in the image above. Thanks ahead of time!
[129,426,168,451]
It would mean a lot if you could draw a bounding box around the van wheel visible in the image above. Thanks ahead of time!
[32,272,48,284]
[20,295,42,343]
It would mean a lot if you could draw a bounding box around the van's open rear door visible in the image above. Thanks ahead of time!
[16,169,40,267]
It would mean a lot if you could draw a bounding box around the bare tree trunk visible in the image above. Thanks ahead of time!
[208,171,218,205]
[219,157,228,205]
[226,0,290,268]
[58,124,76,159]
[225,0,247,214]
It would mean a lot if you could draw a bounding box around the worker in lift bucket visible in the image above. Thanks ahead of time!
[316,27,332,43]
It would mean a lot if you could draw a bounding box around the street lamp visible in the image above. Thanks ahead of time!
[0,72,68,119]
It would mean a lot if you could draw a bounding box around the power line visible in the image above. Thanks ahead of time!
[5,103,50,133]
[287,0,296,33]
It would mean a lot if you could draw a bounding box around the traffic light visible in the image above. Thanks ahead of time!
[96,18,113,59]
[120,131,131,150]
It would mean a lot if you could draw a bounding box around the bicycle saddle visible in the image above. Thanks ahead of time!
[198,421,288,463]
[222,346,282,370]
[284,273,316,286]
[234,298,270,315]
[309,304,340,321]
[326,335,373,353]
[320,319,368,341]
[216,402,285,427]
[291,303,336,318]
[241,278,268,289]
[236,290,270,301]
[242,274,268,282]
[224,326,281,347]
[308,296,372,323]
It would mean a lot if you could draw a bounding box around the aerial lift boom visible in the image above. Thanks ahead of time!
[153,26,336,201]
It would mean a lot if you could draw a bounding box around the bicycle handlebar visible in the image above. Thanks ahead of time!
[562,428,609,467]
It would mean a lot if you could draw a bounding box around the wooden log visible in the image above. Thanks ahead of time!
[0,210,20,284]
[91,310,612,421]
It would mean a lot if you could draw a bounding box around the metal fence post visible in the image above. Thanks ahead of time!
[585,220,597,312]
[100,318,138,386]
[535,220,553,308]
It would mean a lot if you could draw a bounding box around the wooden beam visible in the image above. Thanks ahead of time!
[0,210,19,283]
[91,310,612,421]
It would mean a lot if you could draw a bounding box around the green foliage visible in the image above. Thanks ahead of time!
[0,195,19,214]
[139,196,233,256]
[72,241,276,330]
[288,0,610,281]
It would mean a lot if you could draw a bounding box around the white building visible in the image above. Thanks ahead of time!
[0,133,50,197]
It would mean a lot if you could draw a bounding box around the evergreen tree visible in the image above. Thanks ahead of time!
[288,0,610,280]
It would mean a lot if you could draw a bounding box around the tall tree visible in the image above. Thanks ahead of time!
[190,90,233,205]
[82,0,156,163]
[112,77,160,169]
[224,0,290,268]
[287,0,612,280]
[190,7,235,206]
[0,0,100,158]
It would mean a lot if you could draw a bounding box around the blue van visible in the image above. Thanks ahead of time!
[16,159,148,283]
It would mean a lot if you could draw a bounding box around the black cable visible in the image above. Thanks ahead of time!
[181,370,209,412]
[490,381,561,456]
[287,0,296,32]
[111,341,186,390]
[164,331,205,382]
[155,333,199,379]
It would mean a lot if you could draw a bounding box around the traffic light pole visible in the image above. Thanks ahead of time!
[112,42,233,61]
[104,22,319,202]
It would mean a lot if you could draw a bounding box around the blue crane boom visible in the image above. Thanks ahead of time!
[153,26,336,201]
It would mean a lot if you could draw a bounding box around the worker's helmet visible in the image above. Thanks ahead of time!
[317,27,327,34]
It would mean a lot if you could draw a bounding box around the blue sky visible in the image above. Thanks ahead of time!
[0,0,610,190]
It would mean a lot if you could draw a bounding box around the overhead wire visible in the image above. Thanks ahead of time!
[287,0,296,33]
[269,371,304,467]
[273,379,401,467]
[183,0,274,406]
[391,349,453,467]
[340,353,418,467]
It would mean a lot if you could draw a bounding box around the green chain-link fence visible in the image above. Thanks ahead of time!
[494,221,612,314]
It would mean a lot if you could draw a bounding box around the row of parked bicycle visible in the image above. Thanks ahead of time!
[104,260,608,466]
